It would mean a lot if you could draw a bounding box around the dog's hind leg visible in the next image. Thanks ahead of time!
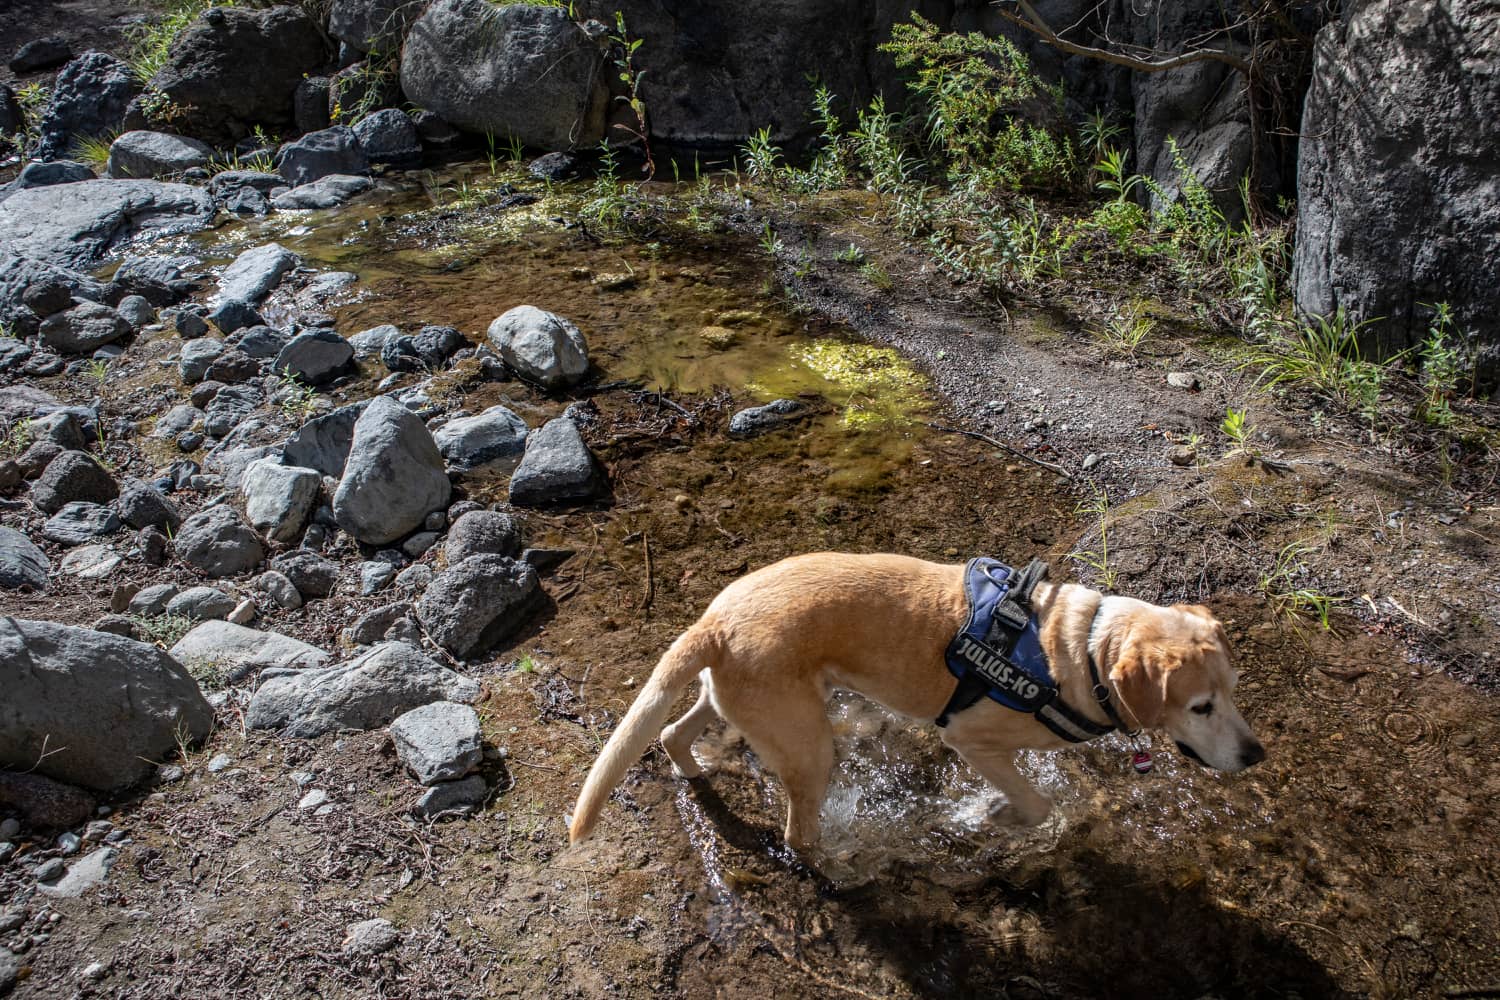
[714,680,834,852]
[661,670,718,779]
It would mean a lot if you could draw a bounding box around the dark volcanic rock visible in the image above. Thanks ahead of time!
[174,504,264,576]
[333,396,451,545]
[416,554,544,658]
[0,526,50,590]
[30,450,117,514]
[106,131,214,179]
[353,108,422,166]
[35,51,139,161]
[37,300,130,354]
[10,36,72,74]
[275,126,369,187]
[0,180,214,271]
[507,417,605,506]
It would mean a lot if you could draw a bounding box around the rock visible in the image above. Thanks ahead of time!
[395,563,431,591]
[729,398,805,438]
[0,771,95,828]
[0,527,49,590]
[115,293,155,327]
[350,324,401,360]
[345,601,413,645]
[246,641,481,738]
[521,546,573,574]
[116,479,181,531]
[0,162,95,208]
[414,774,486,817]
[283,399,369,477]
[399,0,606,149]
[31,451,117,514]
[241,460,320,543]
[176,310,210,339]
[93,614,139,638]
[270,549,339,600]
[0,337,33,371]
[174,504,264,576]
[276,127,369,187]
[232,325,291,360]
[297,788,328,810]
[208,169,285,198]
[179,338,225,383]
[390,701,482,784]
[139,525,169,564]
[23,279,77,318]
[166,586,238,621]
[228,598,256,624]
[106,131,214,179]
[343,917,401,955]
[204,442,279,491]
[1294,0,1500,380]
[444,510,521,564]
[360,560,396,596]
[330,0,422,56]
[412,110,460,148]
[507,417,604,506]
[203,383,263,439]
[253,570,303,610]
[203,347,262,383]
[61,544,120,579]
[296,271,359,307]
[145,5,328,145]
[38,300,131,354]
[528,152,579,181]
[33,411,86,450]
[417,554,542,658]
[0,180,214,272]
[353,108,421,166]
[17,439,63,478]
[128,583,179,616]
[273,329,354,385]
[0,619,213,791]
[402,531,440,558]
[10,36,72,73]
[169,620,328,683]
[1166,371,1201,391]
[433,405,528,473]
[270,173,373,210]
[485,305,589,389]
[294,76,333,134]
[35,846,118,899]
[42,502,121,545]
[34,52,139,161]
[381,324,463,372]
[334,395,451,545]
[208,299,264,335]
[1168,444,1198,467]
[36,857,68,882]
[0,252,103,337]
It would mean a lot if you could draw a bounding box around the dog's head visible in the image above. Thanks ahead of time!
[1107,602,1264,772]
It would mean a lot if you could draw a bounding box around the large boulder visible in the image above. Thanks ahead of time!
[0,526,50,590]
[330,0,425,56]
[30,450,117,514]
[35,51,139,161]
[333,395,451,545]
[246,641,481,739]
[241,459,320,543]
[353,108,422,166]
[218,243,299,305]
[416,554,544,659]
[273,329,355,385]
[170,620,329,684]
[105,131,214,179]
[1294,0,1500,381]
[173,504,265,576]
[0,619,213,793]
[275,126,369,187]
[146,5,329,143]
[433,405,528,473]
[37,300,131,354]
[485,305,590,389]
[507,416,606,506]
[0,180,215,271]
[399,0,608,149]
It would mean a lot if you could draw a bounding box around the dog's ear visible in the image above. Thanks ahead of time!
[1110,643,1170,729]
[1172,603,1216,621]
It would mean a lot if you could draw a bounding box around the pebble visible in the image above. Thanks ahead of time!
[298,789,328,810]
[35,858,66,882]
[158,764,185,784]
[1082,453,1100,470]
[227,598,257,625]
[290,770,315,787]
[57,832,81,855]
[82,962,108,982]
[1166,371,1201,390]
[342,917,400,954]
[1454,733,1476,747]
[206,753,232,773]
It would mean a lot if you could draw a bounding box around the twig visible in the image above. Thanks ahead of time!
[998,0,1253,74]
[509,757,563,773]
[641,531,655,614]
[927,422,1073,480]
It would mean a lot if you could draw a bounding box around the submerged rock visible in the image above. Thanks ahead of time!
[271,174,373,210]
[218,243,298,305]
[728,398,806,438]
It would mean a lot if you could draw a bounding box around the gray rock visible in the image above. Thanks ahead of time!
[390,701,482,784]
[485,305,589,389]
[728,398,806,438]
[353,108,422,166]
[444,510,521,564]
[174,504,264,576]
[507,417,604,506]
[414,774,486,817]
[273,329,354,385]
[145,5,327,145]
[0,180,214,272]
[330,0,422,56]
[270,173,373,210]
[0,770,96,828]
[207,170,284,198]
[402,531,440,558]
[345,600,412,644]
[349,323,400,360]
[61,541,121,577]
[42,502,122,545]
[203,383,263,439]
[0,336,32,371]
[106,131,214,179]
[233,324,291,359]
[34,51,139,161]
[0,526,49,590]
[296,271,359,307]
[400,0,606,149]
[10,35,72,73]
[38,300,130,354]
[218,243,299,305]
[169,619,328,683]
[253,570,303,610]
[294,75,333,133]
[343,917,401,955]
[33,410,85,450]
[334,395,451,545]
[521,547,572,574]
[283,399,369,477]
[246,641,481,738]
[0,619,212,792]
[166,586,238,621]
[528,152,578,181]
[1294,0,1500,380]
[35,846,118,899]
[360,560,396,595]
[0,161,94,205]
[203,346,262,383]
[433,405,528,474]
[115,479,181,531]
[31,451,117,514]
[417,554,542,659]
[128,583,180,616]
[0,252,105,337]
[178,338,225,383]
[242,459,320,543]
[208,298,264,335]
[380,324,463,372]
[176,309,210,339]
[276,127,369,187]
[115,293,155,327]
[138,525,169,565]
[204,442,279,491]
[270,549,339,599]
[395,563,431,591]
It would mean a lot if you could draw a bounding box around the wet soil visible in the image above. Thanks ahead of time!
[3,165,1499,999]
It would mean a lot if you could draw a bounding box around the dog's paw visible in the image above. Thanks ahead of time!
[987,802,1049,828]
[669,757,704,780]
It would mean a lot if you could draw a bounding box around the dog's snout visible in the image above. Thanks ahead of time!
[1240,741,1266,768]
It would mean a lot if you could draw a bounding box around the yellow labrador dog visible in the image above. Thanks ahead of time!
[569,552,1263,851]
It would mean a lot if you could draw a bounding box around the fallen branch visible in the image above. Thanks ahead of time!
[927,422,1073,480]
[996,0,1253,75]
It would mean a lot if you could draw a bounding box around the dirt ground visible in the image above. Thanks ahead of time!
[3,165,1499,999]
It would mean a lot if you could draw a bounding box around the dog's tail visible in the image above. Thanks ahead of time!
[568,625,718,844]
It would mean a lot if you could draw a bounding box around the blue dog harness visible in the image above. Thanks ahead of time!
[936,557,1120,744]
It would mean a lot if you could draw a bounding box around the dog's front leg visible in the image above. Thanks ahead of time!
[941,730,1052,827]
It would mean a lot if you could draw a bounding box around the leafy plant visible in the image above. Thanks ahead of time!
[1,417,33,457]
[1244,308,1389,420]
[1097,300,1156,356]
[835,243,866,265]
[606,11,654,180]
[1069,487,1118,591]
[859,261,893,291]
[1417,301,1463,427]
[1260,542,1342,631]
[276,366,319,420]
[131,613,196,650]
[742,127,785,188]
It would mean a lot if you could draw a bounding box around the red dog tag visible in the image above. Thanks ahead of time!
[1131,750,1154,774]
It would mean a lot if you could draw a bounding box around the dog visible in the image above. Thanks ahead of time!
[569,552,1264,851]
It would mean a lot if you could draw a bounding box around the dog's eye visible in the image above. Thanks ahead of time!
[1191,701,1214,716]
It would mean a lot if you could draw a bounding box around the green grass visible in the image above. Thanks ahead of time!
[70,132,116,172]
[126,0,228,84]
[1241,308,1388,420]
[1097,301,1156,357]
[1259,542,1342,631]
